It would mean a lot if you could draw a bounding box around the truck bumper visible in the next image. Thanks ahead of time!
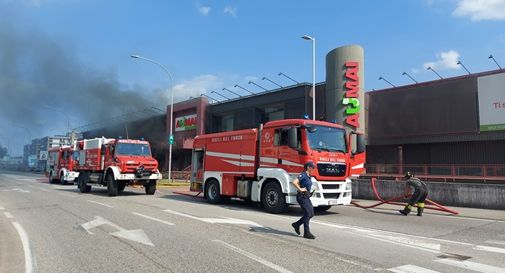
[286,178,352,207]
[63,171,79,182]
[116,172,162,181]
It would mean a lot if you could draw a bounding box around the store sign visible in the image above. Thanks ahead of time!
[478,73,505,132]
[342,61,360,129]
[175,114,197,132]
[39,151,48,160]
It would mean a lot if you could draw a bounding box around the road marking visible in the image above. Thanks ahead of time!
[12,222,34,273]
[435,259,505,273]
[474,245,505,254]
[80,216,154,246]
[213,239,293,273]
[4,212,14,219]
[163,209,262,227]
[87,200,114,208]
[388,264,440,273]
[3,188,30,193]
[132,212,175,226]
[0,206,4,210]
[486,240,505,246]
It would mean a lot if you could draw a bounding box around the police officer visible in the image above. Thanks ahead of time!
[291,162,316,239]
[399,172,429,216]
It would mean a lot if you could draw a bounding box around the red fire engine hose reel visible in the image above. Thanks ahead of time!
[351,177,459,215]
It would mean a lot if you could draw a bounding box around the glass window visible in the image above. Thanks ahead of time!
[221,115,234,132]
[306,126,347,153]
[116,144,151,156]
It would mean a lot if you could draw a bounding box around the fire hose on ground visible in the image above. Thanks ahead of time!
[351,177,459,215]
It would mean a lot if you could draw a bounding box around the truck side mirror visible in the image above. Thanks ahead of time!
[354,133,366,154]
[288,127,298,149]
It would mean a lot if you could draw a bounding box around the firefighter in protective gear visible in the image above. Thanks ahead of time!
[291,162,317,239]
[399,172,429,216]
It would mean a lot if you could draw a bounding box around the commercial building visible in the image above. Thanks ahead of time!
[23,134,77,171]
[82,45,504,180]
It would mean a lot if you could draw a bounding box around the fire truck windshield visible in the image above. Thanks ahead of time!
[116,143,151,156]
[306,126,347,153]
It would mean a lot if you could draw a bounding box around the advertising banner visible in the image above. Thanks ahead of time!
[175,114,197,132]
[478,73,505,132]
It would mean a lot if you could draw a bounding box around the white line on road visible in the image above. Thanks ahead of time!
[87,200,114,208]
[388,264,441,273]
[486,240,505,246]
[0,206,4,210]
[212,239,293,273]
[12,222,34,273]
[473,245,505,254]
[4,212,14,219]
[163,209,262,227]
[435,259,505,273]
[132,212,175,226]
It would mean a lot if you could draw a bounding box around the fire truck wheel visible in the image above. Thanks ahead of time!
[314,205,332,213]
[261,181,288,214]
[106,174,118,197]
[49,171,58,184]
[60,172,67,185]
[118,182,126,193]
[145,180,156,195]
[205,179,222,204]
[78,173,91,193]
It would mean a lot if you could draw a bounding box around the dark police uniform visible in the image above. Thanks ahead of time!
[292,171,314,236]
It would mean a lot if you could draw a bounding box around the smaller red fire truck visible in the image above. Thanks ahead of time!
[74,137,162,196]
[46,146,79,185]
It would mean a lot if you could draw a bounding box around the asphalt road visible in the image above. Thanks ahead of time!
[1,170,504,273]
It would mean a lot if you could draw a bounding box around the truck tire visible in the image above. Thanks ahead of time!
[78,173,91,193]
[314,205,332,213]
[60,172,67,185]
[49,171,58,184]
[105,173,118,197]
[145,180,156,195]
[205,179,223,204]
[118,182,126,193]
[261,181,288,214]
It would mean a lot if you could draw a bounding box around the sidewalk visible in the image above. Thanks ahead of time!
[351,199,505,221]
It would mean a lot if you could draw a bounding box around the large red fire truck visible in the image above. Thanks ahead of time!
[46,146,79,185]
[190,119,365,213]
[74,137,162,196]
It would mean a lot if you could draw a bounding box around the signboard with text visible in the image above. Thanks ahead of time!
[478,73,505,132]
[175,114,197,132]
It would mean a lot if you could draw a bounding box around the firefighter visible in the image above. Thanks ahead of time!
[399,172,429,216]
[291,162,316,239]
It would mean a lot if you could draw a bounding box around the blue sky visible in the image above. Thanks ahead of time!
[1,0,505,154]
[5,0,505,93]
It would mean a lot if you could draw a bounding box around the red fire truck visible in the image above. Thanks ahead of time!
[190,119,365,213]
[74,137,162,196]
[46,146,79,185]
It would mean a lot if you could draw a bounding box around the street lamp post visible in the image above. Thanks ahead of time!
[131,54,175,183]
[302,34,316,120]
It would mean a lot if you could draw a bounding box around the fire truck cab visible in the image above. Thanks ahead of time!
[46,146,79,185]
[190,119,365,213]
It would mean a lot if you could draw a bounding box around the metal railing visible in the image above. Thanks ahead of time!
[364,164,505,182]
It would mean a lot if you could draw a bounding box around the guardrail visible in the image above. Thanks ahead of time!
[364,164,505,183]
[162,171,191,182]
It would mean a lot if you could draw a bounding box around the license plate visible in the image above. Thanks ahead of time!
[329,200,338,205]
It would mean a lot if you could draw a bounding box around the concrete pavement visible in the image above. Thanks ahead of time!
[1,170,504,273]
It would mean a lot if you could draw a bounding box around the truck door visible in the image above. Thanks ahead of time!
[275,127,303,173]
[190,149,205,191]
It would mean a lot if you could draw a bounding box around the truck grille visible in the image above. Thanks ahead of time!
[323,193,340,199]
[321,184,340,190]
[317,163,346,177]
